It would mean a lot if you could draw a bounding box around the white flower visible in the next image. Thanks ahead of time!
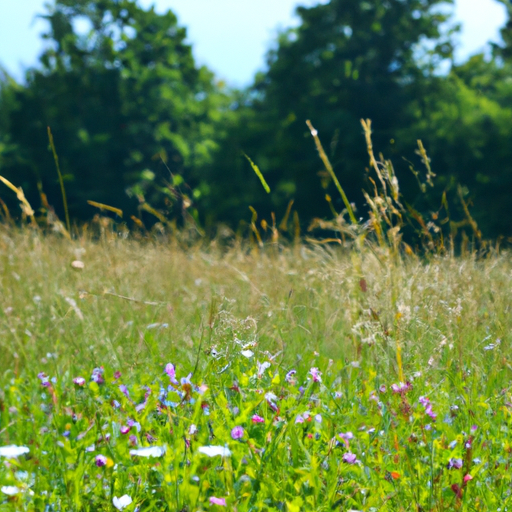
[129,446,165,458]
[0,445,30,458]
[113,494,133,510]
[198,445,231,457]
[1,486,21,496]
[241,350,254,358]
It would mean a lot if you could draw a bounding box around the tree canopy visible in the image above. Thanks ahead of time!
[1,0,226,223]
[0,0,511,240]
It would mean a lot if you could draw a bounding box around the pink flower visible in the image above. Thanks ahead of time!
[120,425,130,435]
[251,415,265,424]
[165,363,179,385]
[209,496,226,506]
[419,396,437,420]
[73,377,86,386]
[231,426,244,440]
[338,431,354,441]
[463,474,473,483]
[391,382,411,394]
[309,367,322,383]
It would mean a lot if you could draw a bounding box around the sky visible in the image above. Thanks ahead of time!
[0,0,508,87]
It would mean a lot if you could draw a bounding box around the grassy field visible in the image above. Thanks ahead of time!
[0,226,511,511]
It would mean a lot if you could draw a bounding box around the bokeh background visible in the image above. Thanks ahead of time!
[0,0,511,239]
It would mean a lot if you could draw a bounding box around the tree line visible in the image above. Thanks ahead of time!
[0,0,511,240]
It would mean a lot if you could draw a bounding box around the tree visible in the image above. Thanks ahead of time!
[2,0,224,224]
[205,0,457,228]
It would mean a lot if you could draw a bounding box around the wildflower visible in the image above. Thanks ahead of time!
[314,414,322,423]
[1,486,21,496]
[0,445,29,458]
[257,361,271,378]
[379,385,387,393]
[127,418,141,432]
[129,435,137,447]
[231,426,245,440]
[198,445,231,457]
[339,432,354,441]
[95,454,107,467]
[285,370,297,384]
[114,371,122,379]
[391,382,411,394]
[241,349,254,358]
[451,484,463,498]
[73,377,86,386]
[295,415,305,424]
[165,363,179,385]
[113,495,133,510]
[342,452,359,464]
[448,458,463,469]
[419,396,437,420]
[265,392,279,412]
[251,414,265,424]
[120,426,131,435]
[85,444,95,452]
[37,372,50,387]
[119,385,130,398]
[91,367,104,384]
[209,496,227,506]
[464,474,473,483]
[129,446,165,458]
[309,367,322,383]
[189,424,198,435]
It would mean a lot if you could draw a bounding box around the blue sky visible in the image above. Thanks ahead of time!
[0,0,508,87]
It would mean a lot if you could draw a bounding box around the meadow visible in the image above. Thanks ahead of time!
[0,224,511,511]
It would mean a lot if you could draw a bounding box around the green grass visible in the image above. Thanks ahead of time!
[0,227,511,510]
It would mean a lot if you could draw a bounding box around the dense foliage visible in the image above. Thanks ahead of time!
[0,0,511,239]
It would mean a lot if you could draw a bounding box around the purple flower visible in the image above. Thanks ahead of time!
[251,415,265,424]
[73,377,86,386]
[128,435,137,446]
[209,496,226,506]
[285,370,297,384]
[120,425,131,435]
[419,396,437,420]
[231,426,245,440]
[448,458,463,469]
[165,363,179,385]
[342,452,359,464]
[379,385,387,393]
[309,367,322,383]
[339,432,354,441]
[391,382,411,394]
[265,392,279,412]
[91,367,104,385]
[37,372,50,387]
[95,454,107,467]
[119,384,130,398]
